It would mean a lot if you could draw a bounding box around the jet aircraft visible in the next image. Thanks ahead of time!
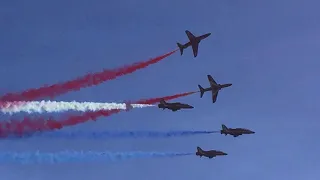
[220,124,255,137]
[158,99,194,111]
[177,30,211,57]
[125,102,133,111]
[196,147,227,159]
[198,75,232,103]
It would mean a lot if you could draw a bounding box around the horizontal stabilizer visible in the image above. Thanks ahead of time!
[198,85,205,98]
[177,43,184,55]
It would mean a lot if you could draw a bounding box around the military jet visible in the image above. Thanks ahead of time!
[177,30,211,57]
[198,75,232,103]
[221,124,255,137]
[158,99,194,111]
[125,102,133,111]
[196,147,227,159]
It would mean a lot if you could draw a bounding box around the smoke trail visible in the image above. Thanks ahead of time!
[0,50,177,102]
[1,101,154,114]
[45,91,197,129]
[136,91,197,104]
[9,130,219,139]
[0,151,193,164]
[0,109,121,137]
[0,91,195,136]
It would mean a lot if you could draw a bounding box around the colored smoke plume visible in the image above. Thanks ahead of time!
[0,151,193,164]
[0,109,121,137]
[136,91,196,104]
[0,91,195,137]
[1,101,153,114]
[8,130,218,139]
[0,50,177,102]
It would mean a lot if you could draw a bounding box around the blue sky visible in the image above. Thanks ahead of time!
[0,0,320,179]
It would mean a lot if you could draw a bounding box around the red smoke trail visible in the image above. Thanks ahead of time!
[0,91,195,137]
[0,101,25,109]
[0,109,121,137]
[0,50,177,102]
[135,91,196,104]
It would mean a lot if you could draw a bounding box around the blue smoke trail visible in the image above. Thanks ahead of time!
[6,130,219,139]
[0,151,193,164]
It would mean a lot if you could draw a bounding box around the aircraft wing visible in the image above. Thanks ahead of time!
[185,30,196,41]
[185,31,199,57]
[170,106,180,111]
[191,43,199,57]
[212,91,218,103]
[207,75,218,86]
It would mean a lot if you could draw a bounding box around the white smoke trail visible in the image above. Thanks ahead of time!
[0,101,154,114]
[0,151,193,164]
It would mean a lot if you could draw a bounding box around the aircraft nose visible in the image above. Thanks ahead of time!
[250,130,255,134]
[222,152,228,155]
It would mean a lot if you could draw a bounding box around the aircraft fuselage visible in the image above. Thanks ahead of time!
[196,150,227,158]
[158,102,194,111]
[203,83,232,92]
[221,128,255,137]
[182,33,211,48]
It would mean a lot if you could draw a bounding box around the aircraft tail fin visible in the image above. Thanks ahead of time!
[177,43,184,55]
[196,146,204,157]
[159,98,166,105]
[198,85,205,98]
[197,146,204,153]
[222,124,228,130]
[196,146,201,155]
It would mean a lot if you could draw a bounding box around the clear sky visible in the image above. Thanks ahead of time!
[0,0,320,179]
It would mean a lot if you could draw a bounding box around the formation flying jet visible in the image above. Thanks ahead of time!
[196,147,227,159]
[177,30,211,57]
[125,102,133,111]
[198,75,232,103]
[158,99,194,111]
[221,124,255,137]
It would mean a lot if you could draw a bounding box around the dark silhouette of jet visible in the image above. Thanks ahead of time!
[221,124,255,137]
[198,75,232,103]
[196,147,227,159]
[177,30,211,57]
[125,102,133,111]
[158,99,194,111]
